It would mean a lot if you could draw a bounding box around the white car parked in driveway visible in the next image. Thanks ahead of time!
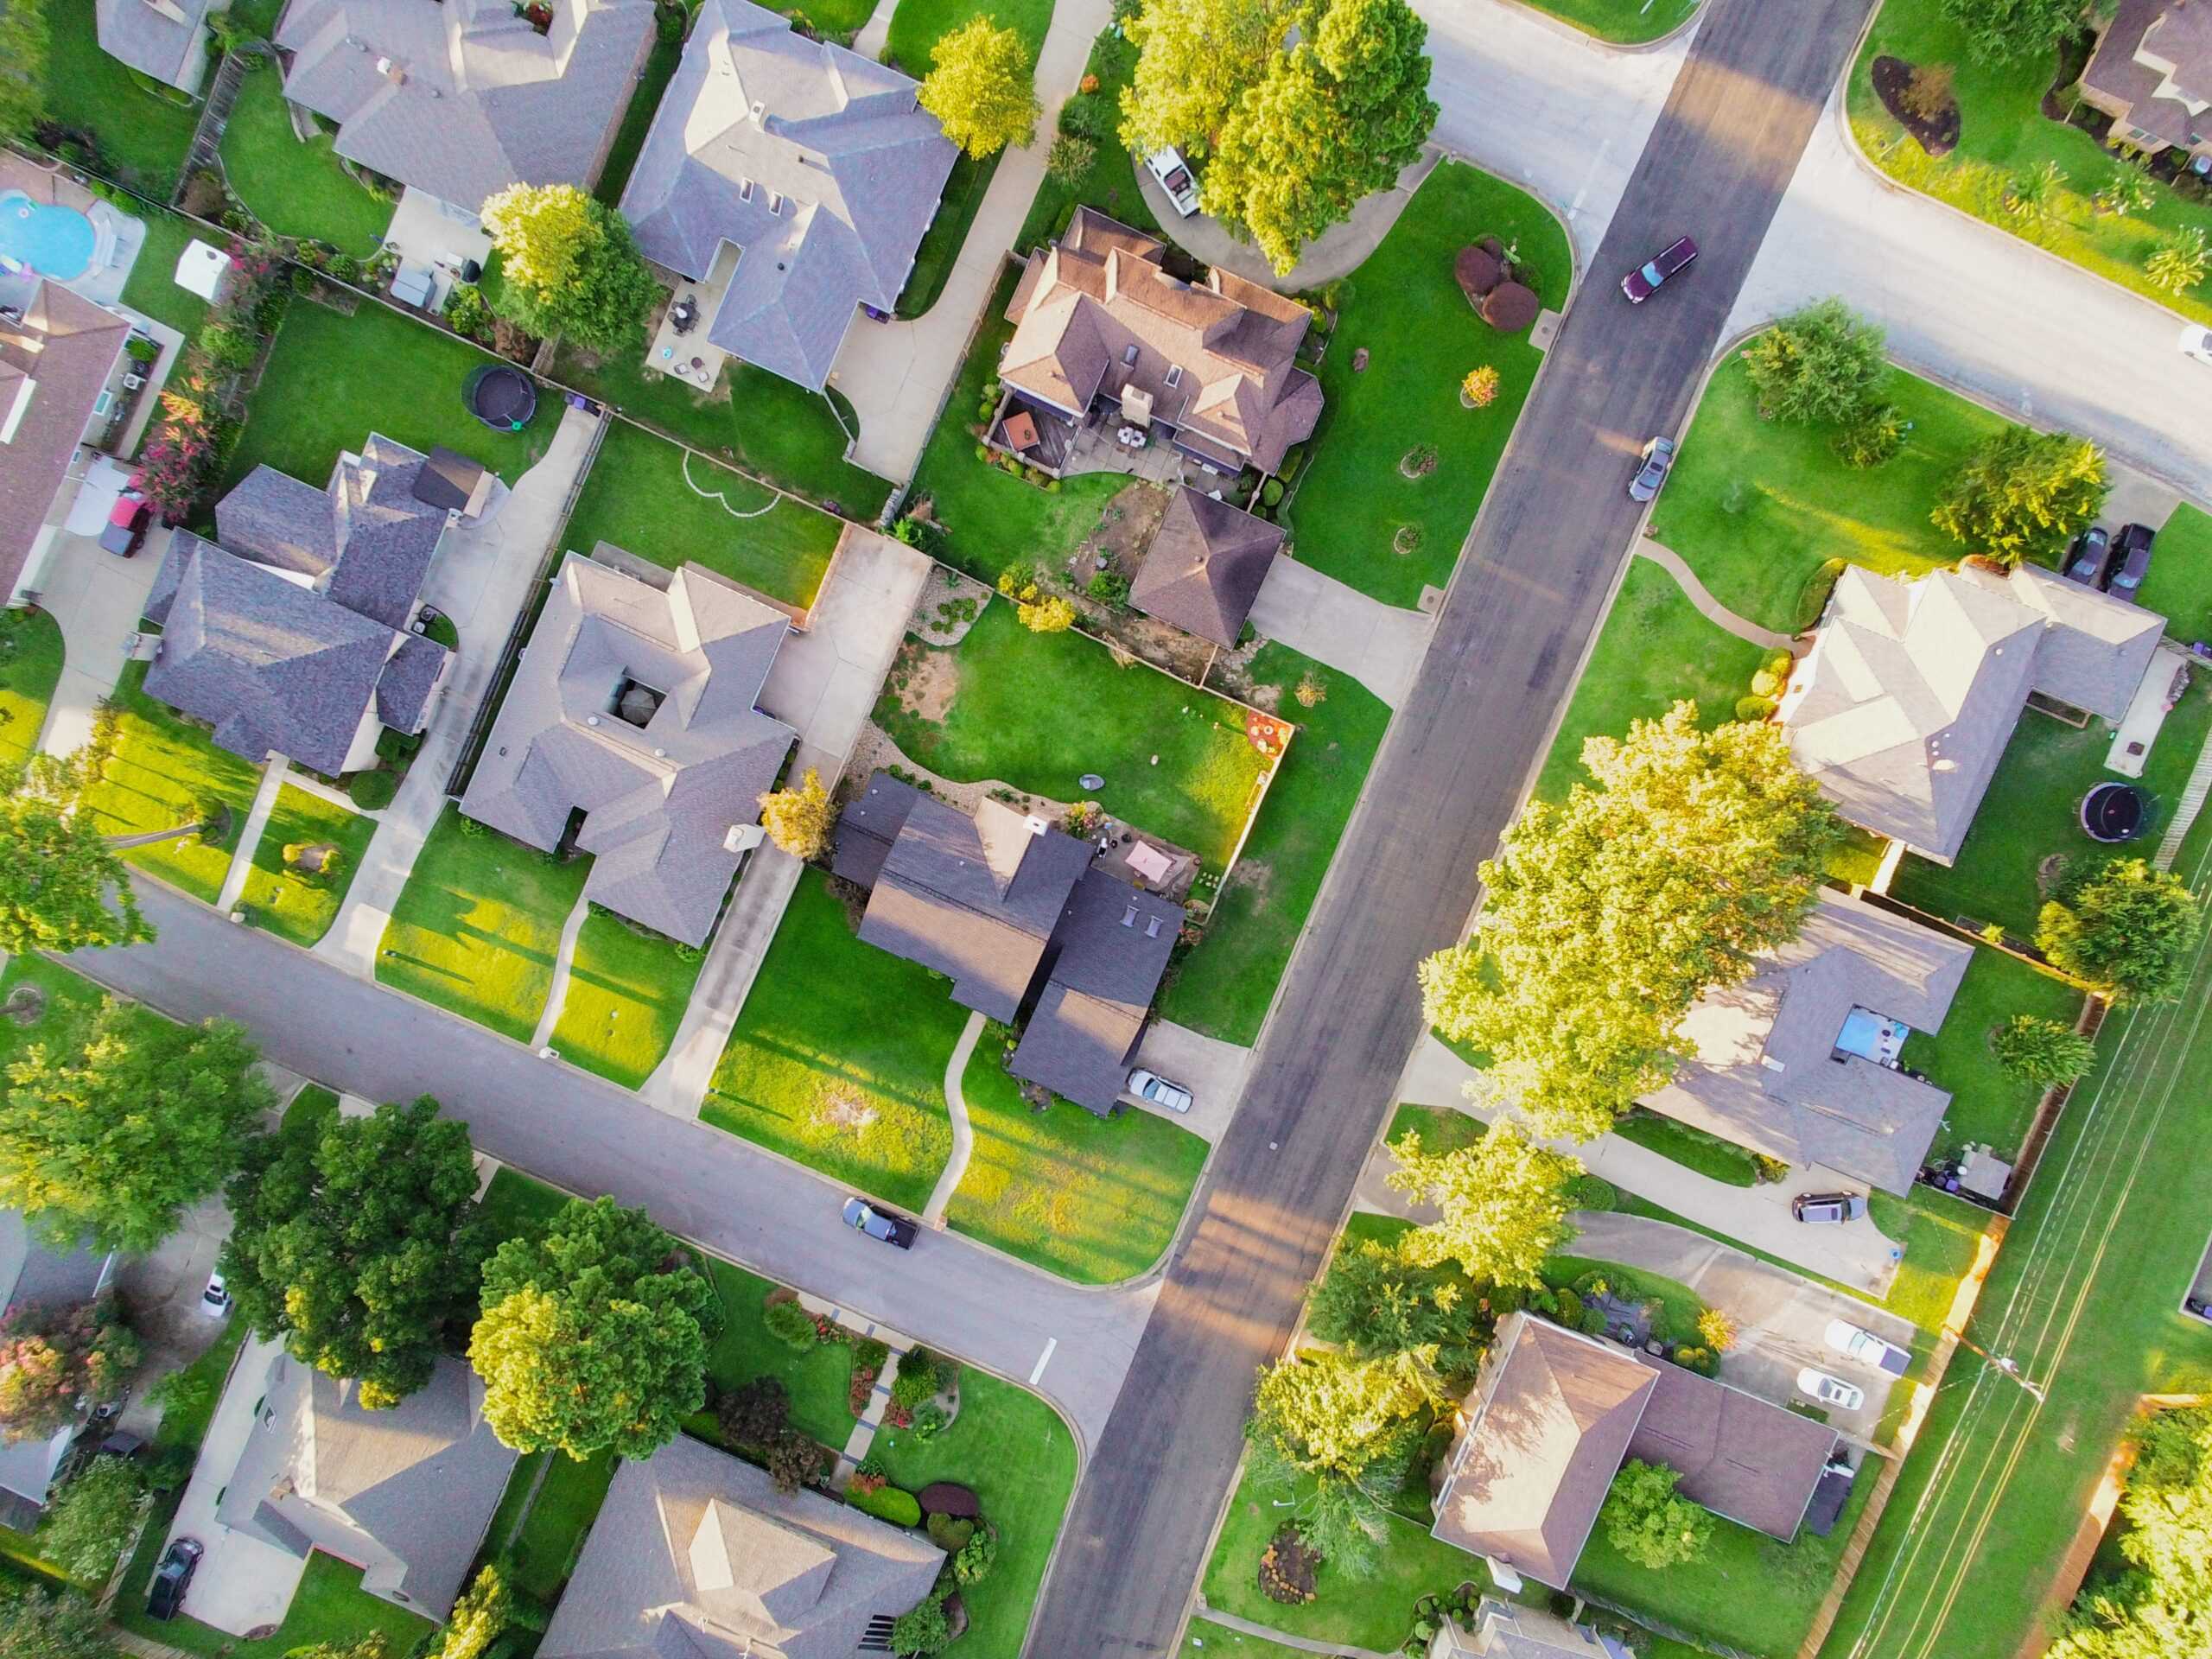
[1796,1367,1866,1412]
[1824,1318,1909,1376]
[2182,324,2212,365]
[1127,1069,1193,1113]
[1145,149,1201,217]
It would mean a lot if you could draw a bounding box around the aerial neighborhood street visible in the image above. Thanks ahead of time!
[0,1,2209,1659]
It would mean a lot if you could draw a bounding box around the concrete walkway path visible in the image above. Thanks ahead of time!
[638,849,799,1118]
[320,404,602,973]
[1135,149,1440,291]
[851,0,898,60]
[215,759,288,913]
[530,892,594,1051]
[1247,557,1433,709]
[1636,542,1793,651]
[925,1010,987,1225]
[832,0,1112,483]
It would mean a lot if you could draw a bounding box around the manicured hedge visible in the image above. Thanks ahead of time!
[848,1483,923,1528]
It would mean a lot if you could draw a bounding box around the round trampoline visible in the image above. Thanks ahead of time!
[2081,781,2148,843]
[463,364,538,432]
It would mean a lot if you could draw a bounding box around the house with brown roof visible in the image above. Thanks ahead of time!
[1131,487,1285,648]
[992,208,1322,480]
[2082,0,2212,161]
[1431,1313,1840,1591]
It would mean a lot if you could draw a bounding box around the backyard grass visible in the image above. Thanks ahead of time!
[1519,0,1700,44]
[548,342,891,519]
[79,661,263,903]
[1901,945,2085,1164]
[703,870,963,1211]
[702,1257,863,1447]
[219,66,393,251]
[560,419,842,607]
[874,601,1270,868]
[1848,0,2212,330]
[226,295,556,493]
[1889,680,2212,938]
[115,1548,435,1659]
[1284,160,1571,607]
[1610,1109,1763,1186]
[595,31,684,206]
[2138,502,2212,632]
[376,805,591,1043]
[238,784,375,947]
[505,1446,618,1604]
[1533,556,1770,802]
[119,208,216,339]
[1830,823,1891,887]
[947,1035,1209,1282]
[0,608,64,762]
[547,906,706,1090]
[1647,351,2011,635]
[1014,27,1163,254]
[870,1367,1078,1659]
[36,0,201,194]
[779,0,876,40]
[1157,644,1389,1044]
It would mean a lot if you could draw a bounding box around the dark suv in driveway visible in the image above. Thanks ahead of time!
[2107,523,2154,601]
[2063,526,2112,587]
[842,1197,918,1249]
[147,1537,202,1619]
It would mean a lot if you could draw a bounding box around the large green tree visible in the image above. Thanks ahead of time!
[1741,299,1888,426]
[1387,1122,1581,1289]
[1244,1348,1434,1578]
[1117,0,1292,158]
[0,1587,118,1659]
[1940,0,2084,67]
[1929,425,2108,567]
[41,1456,143,1584]
[2053,1407,2212,1659]
[0,1006,270,1253]
[1601,1459,1713,1569]
[222,1098,489,1410]
[1307,1235,1483,1377]
[918,16,1038,159]
[0,1300,139,1442]
[2038,859,2202,1004]
[480,184,658,355]
[0,753,154,956]
[469,1197,717,1460]
[1420,703,1841,1140]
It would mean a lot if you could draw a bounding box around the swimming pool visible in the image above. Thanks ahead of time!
[0,191,99,283]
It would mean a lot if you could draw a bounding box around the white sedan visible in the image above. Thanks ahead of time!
[2182,324,2212,365]
[1796,1367,1866,1412]
[1126,1069,1193,1114]
[1825,1318,1910,1376]
[1145,149,1201,218]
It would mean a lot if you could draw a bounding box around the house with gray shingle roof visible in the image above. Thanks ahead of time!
[540,1432,941,1659]
[274,0,658,219]
[142,434,459,776]
[1433,1598,1630,1659]
[2082,0,2212,161]
[1779,563,2164,864]
[616,0,957,391]
[0,276,135,606]
[95,0,217,93]
[459,550,797,947]
[210,1350,518,1620]
[1131,487,1285,648]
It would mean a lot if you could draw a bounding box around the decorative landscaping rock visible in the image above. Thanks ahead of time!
[1454,245,1503,306]
[1258,1522,1319,1604]
[1480,281,1541,334]
[1351,346,1370,372]
[1871,56,1959,158]
[918,1481,981,1519]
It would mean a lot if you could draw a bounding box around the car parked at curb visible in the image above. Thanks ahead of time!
[1621,235,1697,302]
[2107,522,2155,601]
[1629,436,1675,503]
[2181,323,2212,366]
[842,1196,918,1249]
[1126,1068,1193,1114]
[2063,525,2113,587]
[99,487,151,557]
[1825,1318,1910,1376]
[1796,1368,1866,1411]
[1145,149,1200,218]
[147,1537,203,1619]
[1792,1191,1866,1224]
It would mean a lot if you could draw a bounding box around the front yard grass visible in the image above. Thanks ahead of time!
[219,66,393,252]
[226,295,556,493]
[0,957,114,1070]
[1648,351,2011,635]
[1888,680,2212,938]
[36,0,200,195]
[547,906,705,1090]
[560,419,842,607]
[702,1257,863,1448]
[1284,161,1570,608]
[1522,0,1700,45]
[119,208,215,339]
[2138,502,2212,632]
[1158,645,1389,1044]
[376,804,590,1043]
[114,1549,435,1659]
[869,1367,1077,1659]
[0,607,64,762]
[79,661,263,903]
[1902,945,2084,1164]
[1869,1185,1995,1338]
[702,869,962,1211]
[1849,0,2212,330]
[1533,556,1768,802]
[947,1035,1208,1283]
[874,601,1270,868]
[594,31,683,206]
[238,784,375,947]
[1610,1109,1762,1186]
[883,0,1052,74]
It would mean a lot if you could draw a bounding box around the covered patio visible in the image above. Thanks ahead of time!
[985,391,1236,491]
[641,245,737,393]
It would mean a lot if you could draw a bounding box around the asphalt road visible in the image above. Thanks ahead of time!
[1019,0,1879,1651]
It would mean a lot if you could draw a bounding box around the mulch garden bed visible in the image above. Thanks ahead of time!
[1872,55,1960,157]
[1258,1522,1319,1605]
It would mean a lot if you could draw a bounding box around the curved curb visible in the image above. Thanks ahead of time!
[924,1009,986,1224]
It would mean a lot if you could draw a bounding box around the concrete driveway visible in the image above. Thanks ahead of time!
[35,521,162,758]
[1248,558,1433,708]
[1123,1020,1254,1145]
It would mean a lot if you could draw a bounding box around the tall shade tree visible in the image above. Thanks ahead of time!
[1740,300,1889,425]
[758,768,835,861]
[0,1007,270,1253]
[1118,0,1296,158]
[918,16,1039,160]
[0,1299,139,1442]
[221,1097,490,1409]
[1307,1235,1483,1376]
[0,1587,118,1659]
[1601,1459,1713,1568]
[1387,1122,1581,1289]
[0,0,48,145]
[1929,425,2108,568]
[1244,1348,1433,1577]
[41,1455,143,1582]
[1420,703,1841,1139]
[2053,1407,2212,1659]
[1940,0,2085,66]
[0,753,155,955]
[2037,859,2202,1004]
[480,184,659,355]
[469,1196,717,1460]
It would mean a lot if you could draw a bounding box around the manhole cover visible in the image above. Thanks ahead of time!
[1078,773,1104,791]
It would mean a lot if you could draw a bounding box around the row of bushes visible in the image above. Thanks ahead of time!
[137,239,290,524]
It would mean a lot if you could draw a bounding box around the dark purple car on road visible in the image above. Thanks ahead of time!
[1622,235,1698,302]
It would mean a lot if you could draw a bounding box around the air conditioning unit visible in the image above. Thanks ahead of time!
[122,373,143,391]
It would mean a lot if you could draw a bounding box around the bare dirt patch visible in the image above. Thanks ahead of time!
[1872,55,1960,157]
[819,1087,880,1134]
[889,644,961,722]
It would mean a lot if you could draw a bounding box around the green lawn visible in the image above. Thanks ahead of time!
[1385,1102,1487,1157]
[0,959,162,1086]
[114,1549,435,1659]
[1869,1185,1995,1338]
[226,295,556,493]
[1014,28,1163,255]
[376,804,591,1042]
[0,608,64,762]
[781,0,876,41]
[1849,0,2212,330]
[874,602,1270,868]
[1901,945,2085,1164]
[561,419,842,607]
[283,1082,340,1138]
[119,208,216,339]
[703,869,963,1211]
[595,31,683,206]
[79,661,263,903]
[1648,351,2011,635]
[478,1165,574,1243]
[1179,1622,1344,1659]
[702,1258,864,1447]
[36,0,200,195]
[548,343,890,520]
[1533,556,1769,802]
[547,906,705,1090]
[1610,1109,1763,1186]
[1520,0,1700,44]
[507,1447,618,1604]
[2138,502,2212,632]
[869,1368,1078,1659]
[219,66,393,251]
[1158,645,1389,1044]
[1541,1255,1707,1344]
[1284,161,1570,607]
[947,1035,1208,1282]
[899,149,996,319]
[1889,681,2212,938]
[238,784,375,947]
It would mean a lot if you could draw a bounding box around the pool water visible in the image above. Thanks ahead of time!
[0,191,98,282]
[1834,1006,1907,1064]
